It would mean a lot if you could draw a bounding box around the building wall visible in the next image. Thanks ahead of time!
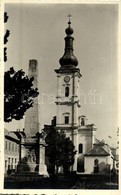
[56,72,80,127]
[56,73,80,101]
[56,104,79,127]
[4,138,19,173]
[55,70,96,172]
[84,156,112,174]
[107,155,113,170]
[78,128,94,154]
[55,71,81,171]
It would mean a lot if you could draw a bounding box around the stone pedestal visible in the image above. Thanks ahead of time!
[17,137,38,174]
[17,137,48,176]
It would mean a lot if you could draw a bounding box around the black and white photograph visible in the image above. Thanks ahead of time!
[1,0,119,191]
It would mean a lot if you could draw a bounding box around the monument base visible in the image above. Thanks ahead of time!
[39,163,48,177]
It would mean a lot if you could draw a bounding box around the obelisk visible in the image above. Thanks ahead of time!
[24,59,39,137]
[18,59,48,176]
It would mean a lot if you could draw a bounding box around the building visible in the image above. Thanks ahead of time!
[54,18,115,174]
[4,129,19,174]
[84,141,114,174]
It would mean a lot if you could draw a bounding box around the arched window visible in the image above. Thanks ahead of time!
[94,159,99,166]
[81,118,85,126]
[79,144,83,153]
[65,86,69,97]
[94,159,99,173]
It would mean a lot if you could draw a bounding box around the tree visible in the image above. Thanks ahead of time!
[44,126,76,175]
[58,137,76,174]
[4,67,39,122]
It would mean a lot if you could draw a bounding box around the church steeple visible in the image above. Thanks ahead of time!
[59,15,78,68]
[55,17,81,172]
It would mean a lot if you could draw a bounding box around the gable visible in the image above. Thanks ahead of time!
[84,144,110,156]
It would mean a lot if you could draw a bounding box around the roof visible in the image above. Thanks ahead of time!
[84,144,110,156]
[4,128,19,141]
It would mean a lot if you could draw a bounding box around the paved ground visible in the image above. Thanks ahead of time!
[72,180,118,189]
[72,174,119,189]
[4,175,78,189]
[4,173,119,189]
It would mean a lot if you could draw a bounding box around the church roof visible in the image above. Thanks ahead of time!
[84,144,110,156]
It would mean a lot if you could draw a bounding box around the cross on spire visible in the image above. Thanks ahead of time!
[67,13,72,19]
[67,13,72,24]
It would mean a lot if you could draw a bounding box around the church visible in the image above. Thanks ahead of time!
[4,18,116,176]
[45,17,114,174]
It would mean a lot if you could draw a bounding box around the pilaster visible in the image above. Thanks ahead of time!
[39,140,48,176]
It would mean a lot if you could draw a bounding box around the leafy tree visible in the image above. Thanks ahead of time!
[44,126,76,175]
[4,67,39,122]
[58,137,76,174]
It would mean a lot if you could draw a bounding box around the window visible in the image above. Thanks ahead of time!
[9,142,11,151]
[65,116,69,124]
[5,160,7,171]
[15,144,17,152]
[94,159,99,173]
[8,164,10,170]
[12,143,14,152]
[81,118,85,126]
[5,141,7,150]
[8,157,10,164]
[65,86,69,97]
[79,144,83,153]
[11,158,13,169]
[94,159,99,166]
[15,158,17,164]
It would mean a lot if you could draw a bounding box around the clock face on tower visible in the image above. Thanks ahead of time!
[64,76,70,83]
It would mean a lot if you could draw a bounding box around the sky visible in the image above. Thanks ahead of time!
[4,3,119,147]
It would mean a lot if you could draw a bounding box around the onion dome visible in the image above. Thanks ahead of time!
[59,19,78,68]
[65,20,73,35]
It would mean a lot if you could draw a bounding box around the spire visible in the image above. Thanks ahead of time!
[59,15,78,68]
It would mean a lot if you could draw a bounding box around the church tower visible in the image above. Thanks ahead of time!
[55,17,82,171]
